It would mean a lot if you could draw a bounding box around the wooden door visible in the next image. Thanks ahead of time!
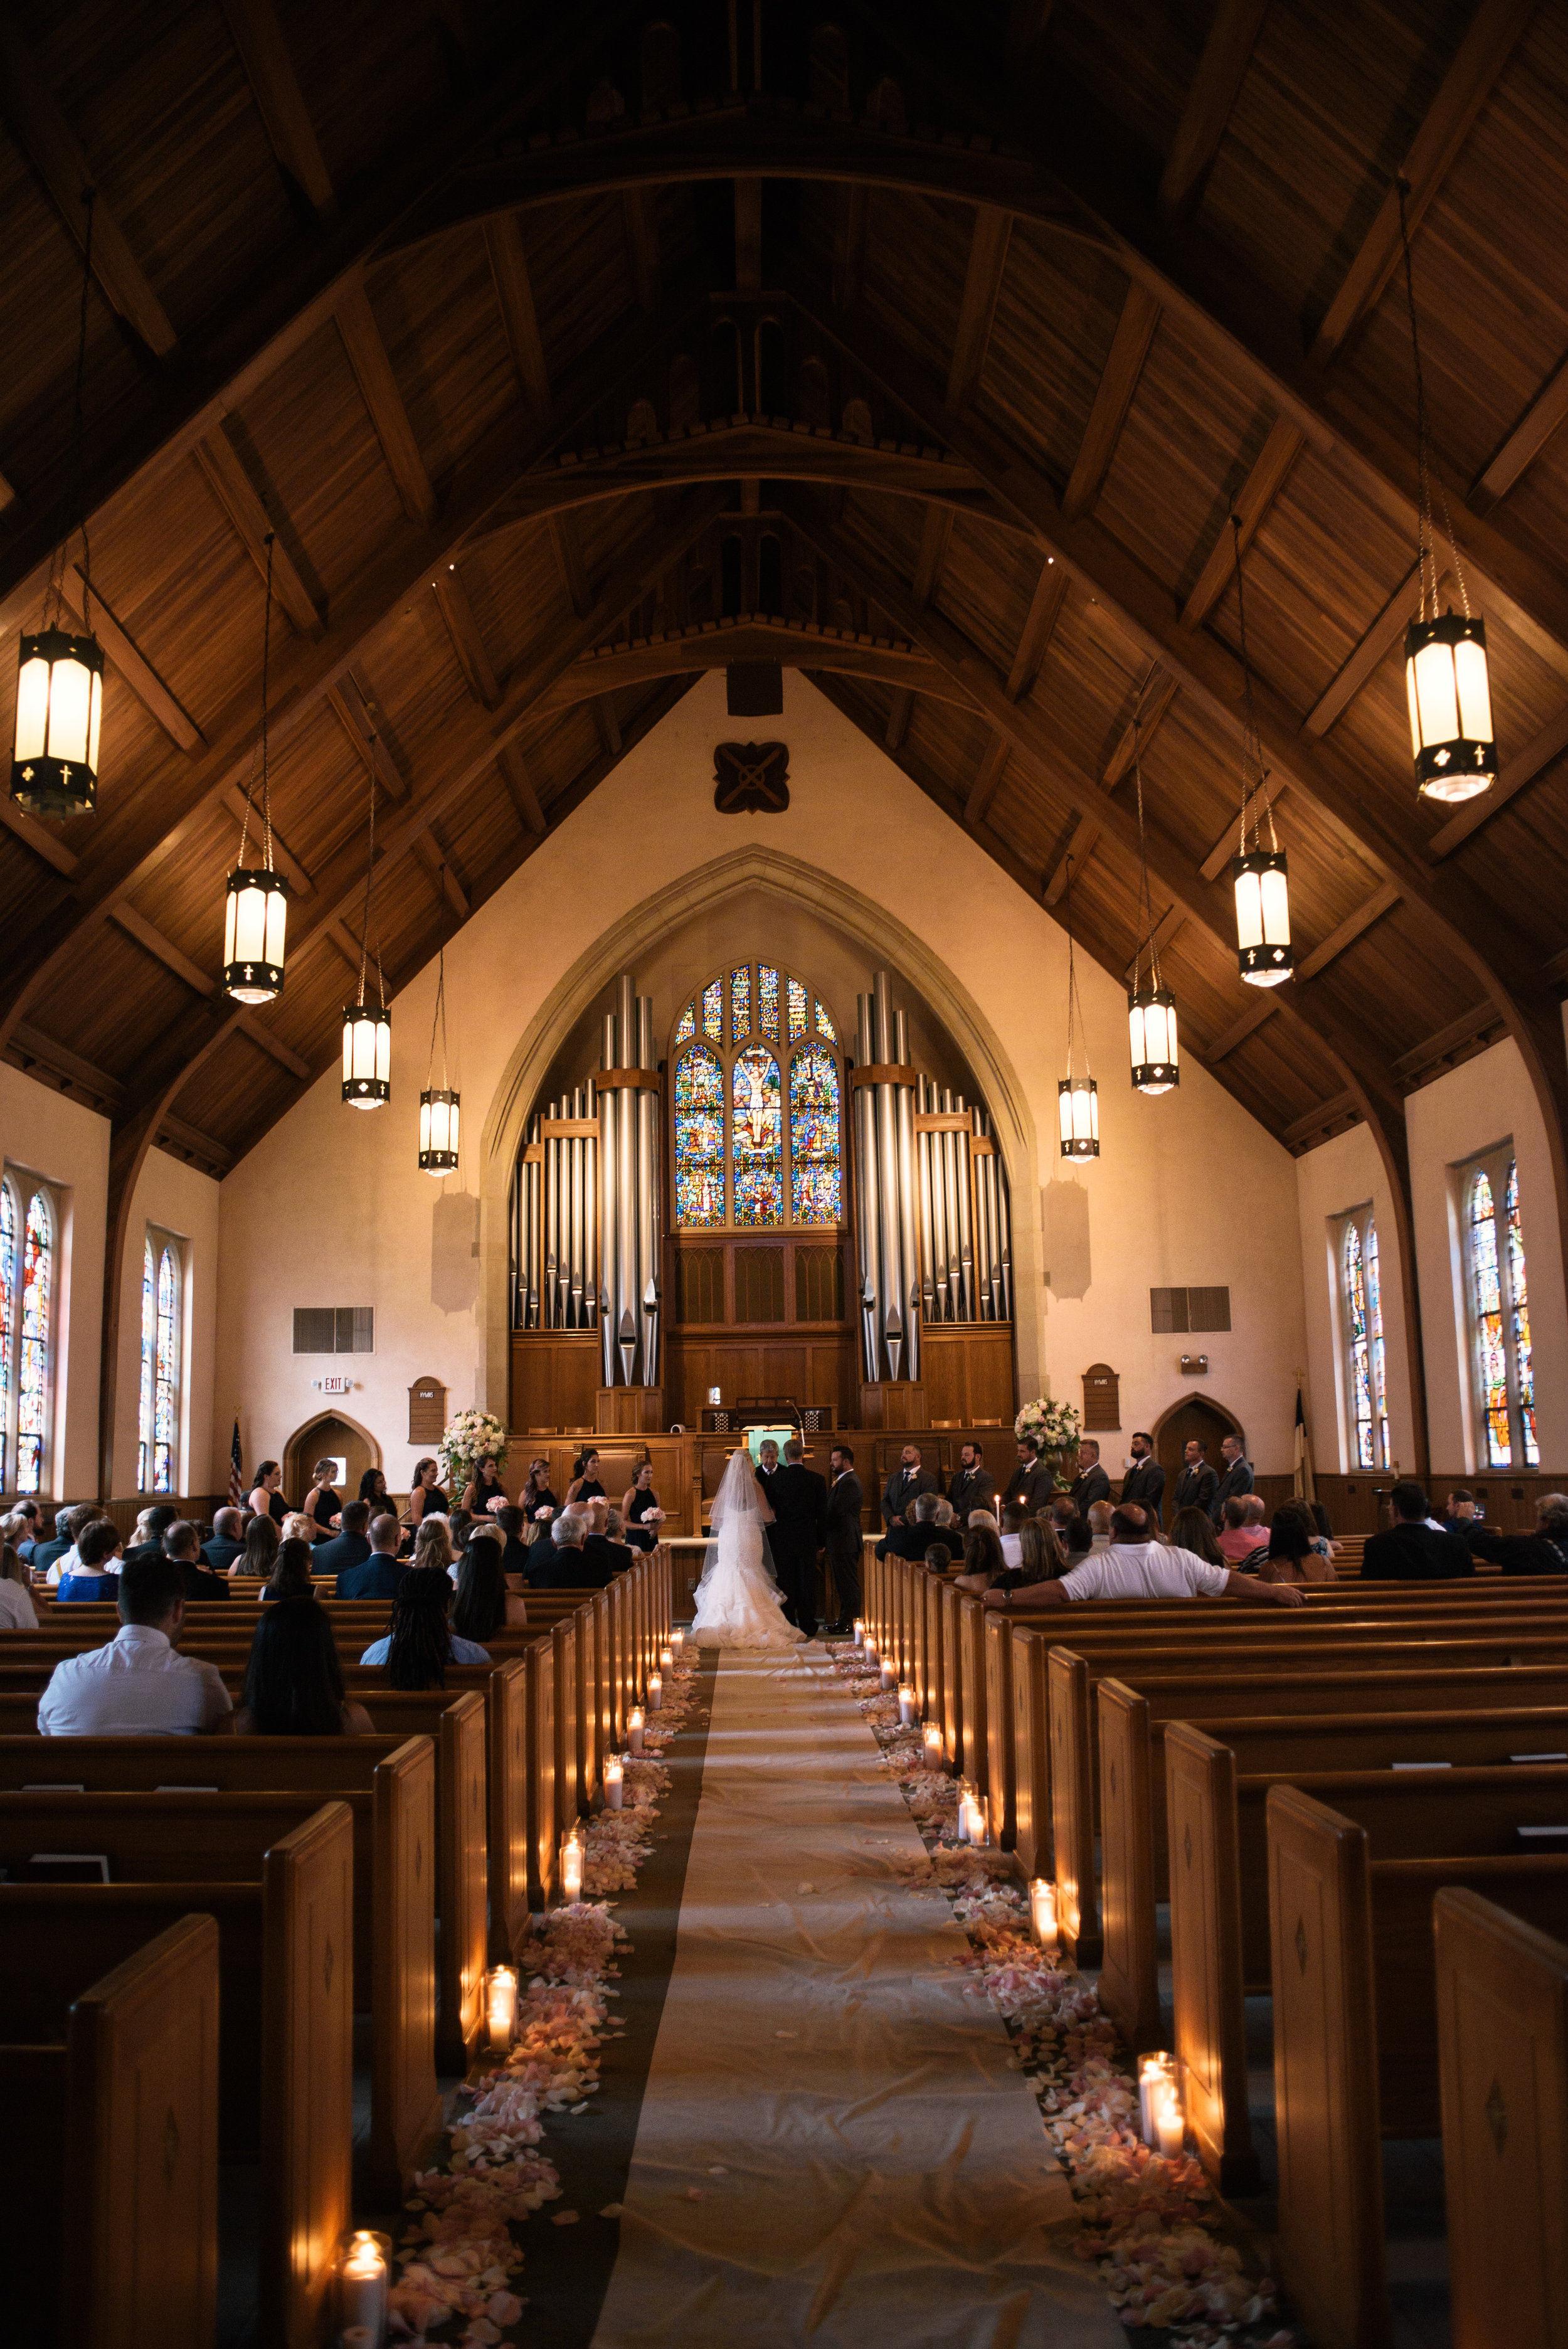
[1157,1397,1242,1513]
[283,1413,378,1509]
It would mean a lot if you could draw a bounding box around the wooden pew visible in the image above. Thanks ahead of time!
[0,1913,219,2349]
[0,1802,352,2346]
[0,1769,436,2206]
[1268,1786,1568,2349]
[1168,1741,1568,2198]
[1434,1888,1568,2349]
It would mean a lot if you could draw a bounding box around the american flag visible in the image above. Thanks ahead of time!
[227,1416,245,1510]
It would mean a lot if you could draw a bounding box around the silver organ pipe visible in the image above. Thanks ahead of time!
[894,1009,919,1382]
[600,1012,618,1386]
[854,993,880,1381]
[584,1078,598,1332]
[916,1076,937,1329]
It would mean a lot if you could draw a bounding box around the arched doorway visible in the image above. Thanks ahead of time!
[1150,1393,1244,1514]
[282,1411,383,1512]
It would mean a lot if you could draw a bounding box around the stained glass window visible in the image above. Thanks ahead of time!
[815,999,837,1042]
[674,1000,695,1043]
[0,1187,13,1493]
[787,977,808,1041]
[759,966,780,1041]
[1366,1222,1390,1470]
[18,1190,51,1496]
[790,1047,842,1222]
[701,980,723,1040]
[1470,1169,1510,1467]
[153,1246,179,1494]
[674,1047,726,1226]
[1507,1162,1539,1466]
[137,1241,155,1492]
[731,1047,783,1226]
[1344,1221,1374,1470]
[730,965,751,1042]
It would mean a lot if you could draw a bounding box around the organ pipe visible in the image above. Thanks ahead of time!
[854,993,880,1382]
[600,1012,618,1385]
[894,1008,919,1383]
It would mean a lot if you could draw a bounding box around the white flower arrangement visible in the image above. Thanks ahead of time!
[438,1407,511,1492]
[1013,1395,1081,1454]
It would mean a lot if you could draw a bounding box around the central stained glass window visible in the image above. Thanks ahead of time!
[670,967,844,1229]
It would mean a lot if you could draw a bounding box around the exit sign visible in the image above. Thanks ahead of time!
[311,1374,354,1394]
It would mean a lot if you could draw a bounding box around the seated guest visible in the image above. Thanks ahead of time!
[359,1566,490,1683]
[164,1519,231,1601]
[1069,1440,1112,1512]
[240,1513,280,1581]
[202,1507,247,1575]
[1056,1512,1094,1569]
[0,1539,38,1627]
[1046,1494,1078,1538]
[119,1505,178,1571]
[492,1503,532,1584]
[262,1537,317,1603]
[878,1492,961,1564]
[1364,1481,1475,1581]
[622,1462,664,1550]
[336,1510,408,1600]
[953,1521,1009,1593]
[996,1503,1030,1567]
[462,1454,509,1517]
[588,1500,634,1583]
[1216,1496,1269,1564]
[57,1517,124,1599]
[452,1532,527,1641]
[1261,1503,1337,1585]
[983,1504,1306,1609]
[405,1457,449,1529]
[532,1512,620,1591]
[932,1496,960,1532]
[280,1510,318,1549]
[3,1500,38,1561]
[1168,1505,1226,1568]
[248,1461,288,1523]
[446,1509,475,1557]
[1441,1487,1481,1533]
[302,1458,342,1537]
[412,1516,455,1577]
[923,1542,956,1577]
[37,1502,98,1584]
[1086,1500,1116,1554]
[995,1520,1064,1595]
[1465,1492,1568,1575]
[310,1500,372,1582]
[39,1555,233,1735]
[234,1599,374,1736]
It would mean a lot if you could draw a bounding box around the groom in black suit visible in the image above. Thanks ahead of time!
[767,1438,827,1638]
[824,1443,865,1632]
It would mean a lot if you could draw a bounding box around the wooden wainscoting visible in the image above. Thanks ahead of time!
[665,1334,857,1427]
[511,1332,601,1433]
[920,1323,1015,1426]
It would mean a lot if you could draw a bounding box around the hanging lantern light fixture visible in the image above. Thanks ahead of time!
[341,735,390,1108]
[1397,178,1496,805]
[1227,516,1293,988]
[1057,854,1099,1159]
[1127,701,1180,1095]
[11,191,106,820]
[419,915,460,1175]
[223,534,288,1003]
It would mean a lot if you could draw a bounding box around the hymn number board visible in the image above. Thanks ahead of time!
[1081,1364,1121,1431]
[408,1376,447,1443]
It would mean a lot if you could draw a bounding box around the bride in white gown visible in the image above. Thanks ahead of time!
[690,1446,805,1650]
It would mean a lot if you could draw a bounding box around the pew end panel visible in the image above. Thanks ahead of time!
[1163,1724,1258,2195]
[1097,1679,1163,2052]
[370,1739,442,2207]
[1266,1787,1389,2349]
[489,1660,530,1961]
[524,1641,558,1911]
[983,1611,1015,1849]
[435,1692,489,2078]
[262,1801,354,2349]
[958,1596,988,1795]
[939,1581,964,1783]
[1435,1886,1568,2349]
[1009,1628,1049,1880]
[1046,1646,1100,1969]
[552,1615,580,1834]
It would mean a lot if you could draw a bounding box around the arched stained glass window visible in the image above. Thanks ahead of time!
[790,1047,841,1222]
[674,1046,726,1227]
[1335,1202,1391,1471]
[153,1246,180,1493]
[674,1001,695,1043]
[1507,1162,1539,1466]
[1365,1222,1391,1469]
[138,1240,155,1492]
[815,999,837,1042]
[0,1187,14,1493]
[1469,1169,1509,1466]
[731,1047,783,1226]
[1462,1150,1536,1470]
[1344,1221,1374,1469]
[17,1190,51,1495]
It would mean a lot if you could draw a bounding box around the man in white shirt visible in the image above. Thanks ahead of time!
[38,1555,233,1736]
[1086,1500,1116,1553]
[982,1504,1305,1609]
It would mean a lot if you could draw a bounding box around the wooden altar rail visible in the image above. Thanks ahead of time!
[0,1803,351,2348]
[0,1912,221,2349]
[1266,1787,1568,2349]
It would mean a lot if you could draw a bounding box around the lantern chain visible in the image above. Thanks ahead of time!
[1397,175,1471,623]
[354,734,385,1012]
[1131,700,1163,999]
[1229,515,1278,857]
[427,915,452,1092]
[1063,852,1090,1081]
[44,188,98,636]
[235,534,277,872]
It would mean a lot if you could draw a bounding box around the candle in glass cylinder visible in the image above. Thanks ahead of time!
[628,1707,645,1755]
[1029,1879,1058,1949]
[1138,2054,1173,2146]
[879,1660,896,1692]
[898,1682,916,1725]
[852,1617,866,1649]
[603,1757,624,1811]
[923,1722,943,1769]
[1156,2086,1184,2161]
[647,1670,663,1712]
[962,1793,987,1846]
[561,1833,584,1902]
[670,1628,685,1660]
[660,1643,674,1672]
[485,1964,517,2050]
[340,2231,389,2340]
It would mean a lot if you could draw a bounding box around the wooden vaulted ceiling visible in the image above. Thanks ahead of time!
[3,0,1568,1327]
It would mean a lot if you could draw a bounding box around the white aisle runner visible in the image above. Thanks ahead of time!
[589,1650,1120,2348]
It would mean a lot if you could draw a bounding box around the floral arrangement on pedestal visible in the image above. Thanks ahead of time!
[1013,1395,1081,1461]
[438,1408,511,1495]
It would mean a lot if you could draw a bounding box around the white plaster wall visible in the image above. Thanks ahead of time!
[214,673,1309,1480]
[1406,1037,1568,1472]
[114,1148,221,1498]
[1293,1123,1417,1473]
[0,1063,109,1499]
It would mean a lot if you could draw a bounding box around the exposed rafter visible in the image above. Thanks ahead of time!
[1062,280,1160,519]
[219,0,337,225]
[1157,0,1269,221]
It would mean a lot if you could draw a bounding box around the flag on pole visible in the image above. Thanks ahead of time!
[227,1415,245,1510]
[1292,1388,1316,1508]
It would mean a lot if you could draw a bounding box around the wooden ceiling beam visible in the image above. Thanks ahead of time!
[336,282,438,529]
[547,513,592,618]
[1308,0,1535,365]
[1180,417,1304,632]
[1281,1091,1359,1148]
[1471,353,1568,513]
[1392,1002,1507,1084]
[235,1012,311,1080]
[413,834,470,918]
[1198,782,1289,881]
[0,798,78,878]
[1425,700,1568,858]
[497,742,548,835]
[833,183,868,310]
[1157,0,1269,221]
[1206,996,1278,1061]
[1062,278,1160,519]
[946,206,1012,411]
[965,731,1010,826]
[538,622,948,711]
[1301,559,1431,738]
[484,214,553,411]
[0,13,177,356]
[1101,667,1177,787]
[1122,905,1184,985]
[8,1021,124,1111]
[192,430,320,634]
[623,187,661,314]
[886,503,953,749]
[216,785,314,897]
[1005,556,1068,700]
[110,906,216,997]
[328,673,411,803]
[1294,880,1402,983]
[430,566,501,708]
[219,0,337,225]
[66,570,203,753]
[1043,811,1103,906]
[152,1110,231,1177]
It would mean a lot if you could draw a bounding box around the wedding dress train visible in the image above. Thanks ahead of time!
[691,1448,805,1650]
